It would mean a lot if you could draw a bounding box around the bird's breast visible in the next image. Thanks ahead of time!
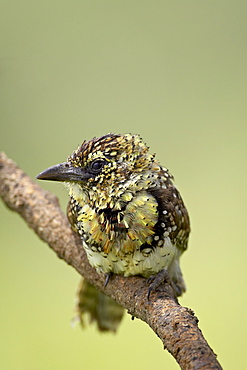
[76,191,158,254]
[83,235,176,277]
[73,191,178,276]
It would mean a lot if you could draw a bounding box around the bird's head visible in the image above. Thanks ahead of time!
[36,133,156,207]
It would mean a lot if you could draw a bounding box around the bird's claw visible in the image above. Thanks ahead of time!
[147,269,175,300]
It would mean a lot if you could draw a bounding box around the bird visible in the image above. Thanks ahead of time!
[37,133,190,330]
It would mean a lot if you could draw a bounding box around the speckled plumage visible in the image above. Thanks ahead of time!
[37,133,190,297]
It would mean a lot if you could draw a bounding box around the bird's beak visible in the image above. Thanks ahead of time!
[36,162,89,182]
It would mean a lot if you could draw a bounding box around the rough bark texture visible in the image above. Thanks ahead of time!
[0,152,223,370]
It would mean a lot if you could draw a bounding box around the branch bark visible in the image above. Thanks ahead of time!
[0,152,222,370]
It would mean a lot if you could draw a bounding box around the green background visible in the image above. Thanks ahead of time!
[1,1,246,369]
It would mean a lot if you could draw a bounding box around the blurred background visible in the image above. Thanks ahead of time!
[1,1,246,369]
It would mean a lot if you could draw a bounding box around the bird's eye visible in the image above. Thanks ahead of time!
[90,159,106,173]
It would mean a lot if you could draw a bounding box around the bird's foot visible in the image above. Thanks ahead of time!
[147,269,177,301]
[104,273,112,287]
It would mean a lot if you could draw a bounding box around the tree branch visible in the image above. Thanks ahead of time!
[0,152,222,370]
